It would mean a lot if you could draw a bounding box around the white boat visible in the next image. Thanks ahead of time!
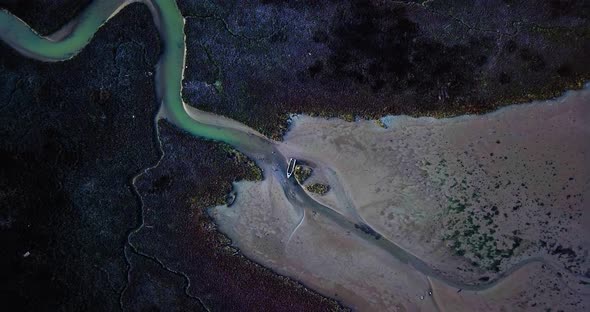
[286,158,297,178]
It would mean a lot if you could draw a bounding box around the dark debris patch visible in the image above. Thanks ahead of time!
[306,183,331,195]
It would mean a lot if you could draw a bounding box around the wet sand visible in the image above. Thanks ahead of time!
[211,86,590,311]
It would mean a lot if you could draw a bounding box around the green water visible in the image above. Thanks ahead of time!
[148,0,243,146]
[0,0,242,146]
[0,0,122,60]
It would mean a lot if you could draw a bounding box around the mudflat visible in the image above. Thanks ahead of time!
[211,86,590,311]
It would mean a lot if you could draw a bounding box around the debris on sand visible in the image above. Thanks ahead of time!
[305,183,330,195]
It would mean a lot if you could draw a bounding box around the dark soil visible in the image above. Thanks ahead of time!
[0,4,160,310]
[0,0,92,34]
[130,121,344,311]
[179,0,590,139]
[0,2,343,311]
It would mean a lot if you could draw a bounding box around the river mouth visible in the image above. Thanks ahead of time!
[2,1,589,311]
[212,85,590,311]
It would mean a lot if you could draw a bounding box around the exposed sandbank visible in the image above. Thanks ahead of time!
[211,86,590,311]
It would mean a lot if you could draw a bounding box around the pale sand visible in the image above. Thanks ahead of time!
[210,86,590,311]
[212,175,438,311]
[431,261,587,311]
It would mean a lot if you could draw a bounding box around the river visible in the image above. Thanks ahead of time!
[1,0,584,308]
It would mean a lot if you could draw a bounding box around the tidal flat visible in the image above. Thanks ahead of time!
[211,86,590,311]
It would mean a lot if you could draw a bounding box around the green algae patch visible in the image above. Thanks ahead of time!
[374,119,387,129]
[306,183,330,195]
[341,113,355,122]
[530,25,590,43]
[294,164,312,184]
[213,80,223,93]
[221,145,263,181]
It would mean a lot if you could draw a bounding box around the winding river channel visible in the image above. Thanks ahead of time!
[1,0,583,303]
